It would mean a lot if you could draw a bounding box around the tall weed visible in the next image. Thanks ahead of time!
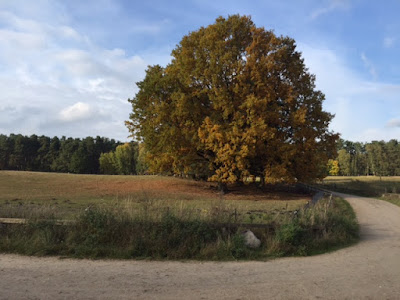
[0,195,358,259]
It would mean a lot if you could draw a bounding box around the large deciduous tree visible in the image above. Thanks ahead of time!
[126,15,338,187]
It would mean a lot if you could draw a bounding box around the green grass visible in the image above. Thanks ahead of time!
[0,171,359,260]
[317,176,400,207]
[0,195,358,260]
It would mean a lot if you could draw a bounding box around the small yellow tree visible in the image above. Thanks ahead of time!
[327,159,340,176]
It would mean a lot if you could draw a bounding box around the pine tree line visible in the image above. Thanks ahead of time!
[0,134,122,174]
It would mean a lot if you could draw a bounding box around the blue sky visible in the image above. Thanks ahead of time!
[0,0,399,142]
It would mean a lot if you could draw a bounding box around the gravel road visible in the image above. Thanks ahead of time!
[1,194,400,299]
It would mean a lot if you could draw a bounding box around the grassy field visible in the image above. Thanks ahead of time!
[0,195,358,260]
[0,171,359,259]
[318,176,400,207]
[0,171,309,220]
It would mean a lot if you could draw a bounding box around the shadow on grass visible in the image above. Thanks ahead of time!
[319,179,400,198]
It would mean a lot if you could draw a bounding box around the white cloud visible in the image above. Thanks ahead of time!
[0,4,149,141]
[310,0,350,19]
[360,52,378,79]
[384,37,396,48]
[298,43,400,142]
[0,28,46,49]
[15,66,40,85]
[0,76,133,140]
[55,50,100,77]
[59,102,93,122]
[386,118,400,128]
[1,0,399,144]
[58,25,82,40]
[356,127,400,142]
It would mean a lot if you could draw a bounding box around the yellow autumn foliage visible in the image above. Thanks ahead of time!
[127,15,338,186]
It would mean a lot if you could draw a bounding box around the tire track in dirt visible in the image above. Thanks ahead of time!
[1,194,400,299]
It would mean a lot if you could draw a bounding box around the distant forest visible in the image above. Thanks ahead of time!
[329,139,400,177]
[0,134,122,174]
[1,134,400,178]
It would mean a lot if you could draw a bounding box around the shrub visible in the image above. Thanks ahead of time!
[0,195,359,260]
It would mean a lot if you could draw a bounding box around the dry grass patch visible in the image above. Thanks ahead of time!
[0,171,309,219]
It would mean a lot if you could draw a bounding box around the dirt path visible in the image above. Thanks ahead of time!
[1,194,400,300]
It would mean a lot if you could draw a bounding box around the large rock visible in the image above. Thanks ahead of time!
[241,230,261,249]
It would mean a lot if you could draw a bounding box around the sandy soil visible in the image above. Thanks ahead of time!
[1,193,400,300]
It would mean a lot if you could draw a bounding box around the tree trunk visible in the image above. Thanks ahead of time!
[257,176,265,189]
[218,182,228,195]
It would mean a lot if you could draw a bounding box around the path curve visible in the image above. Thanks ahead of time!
[1,194,400,300]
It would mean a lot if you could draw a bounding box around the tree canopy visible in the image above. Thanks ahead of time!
[127,15,338,185]
[331,139,400,177]
[0,134,120,174]
[99,143,139,175]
